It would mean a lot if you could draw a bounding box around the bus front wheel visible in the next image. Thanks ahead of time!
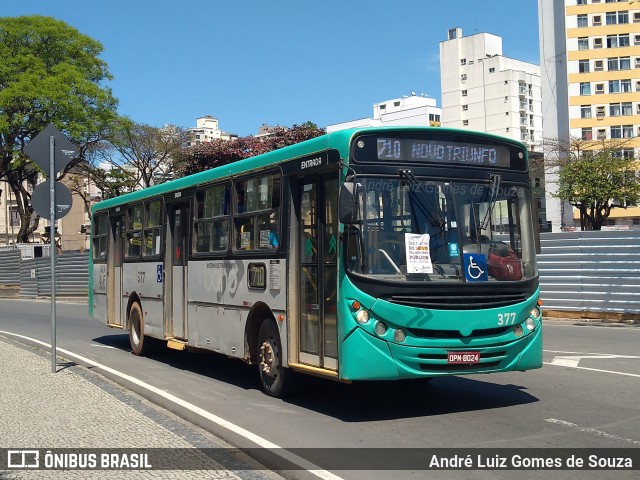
[129,302,154,356]
[257,320,291,397]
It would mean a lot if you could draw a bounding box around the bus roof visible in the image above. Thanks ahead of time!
[91,126,526,214]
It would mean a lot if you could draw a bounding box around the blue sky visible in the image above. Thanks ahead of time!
[3,0,540,136]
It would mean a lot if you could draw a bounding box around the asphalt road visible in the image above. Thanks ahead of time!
[0,299,638,480]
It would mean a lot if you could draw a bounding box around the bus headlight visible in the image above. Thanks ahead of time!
[525,317,536,331]
[530,306,542,320]
[394,329,406,342]
[356,309,369,324]
[375,321,387,336]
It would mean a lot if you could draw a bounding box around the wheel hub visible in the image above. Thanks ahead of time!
[260,341,276,378]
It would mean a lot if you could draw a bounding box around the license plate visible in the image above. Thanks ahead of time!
[447,351,480,364]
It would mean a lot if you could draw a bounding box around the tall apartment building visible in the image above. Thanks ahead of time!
[540,0,640,230]
[440,28,546,229]
[440,28,543,153]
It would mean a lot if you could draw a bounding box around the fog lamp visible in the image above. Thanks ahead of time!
[375,321,387,336]
[394,329,406,342]
[513,325,524,337]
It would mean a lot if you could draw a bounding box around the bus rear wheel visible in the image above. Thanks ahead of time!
[129,302,154,356]
[257,320,291,397]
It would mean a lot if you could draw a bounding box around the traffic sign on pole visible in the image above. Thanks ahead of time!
[23,124,79,374]
[24,124,78,174]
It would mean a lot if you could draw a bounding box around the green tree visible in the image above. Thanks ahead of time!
[177,122,325,176]
[100,119,187,188]
[549,138,640,230]
[0,15,119,242]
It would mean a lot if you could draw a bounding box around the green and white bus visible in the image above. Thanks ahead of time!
[90,126,542,397]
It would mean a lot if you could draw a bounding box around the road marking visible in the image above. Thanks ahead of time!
[91,344,117,349]
[543,362,640,378]
[545,349,640,356]
[0,331,344,480]
[549,354,639,368]
[545,419,640,446]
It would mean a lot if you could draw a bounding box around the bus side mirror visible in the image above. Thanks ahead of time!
[339,182,360,224]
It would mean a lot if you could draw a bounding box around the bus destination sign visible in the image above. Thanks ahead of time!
[377,138,512,168]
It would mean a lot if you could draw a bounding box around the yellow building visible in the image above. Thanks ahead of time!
[566,0,640,228]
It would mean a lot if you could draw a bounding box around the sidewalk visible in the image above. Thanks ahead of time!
[0,337,282,479]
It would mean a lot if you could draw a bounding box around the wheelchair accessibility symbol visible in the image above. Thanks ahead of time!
[464,253,488,282]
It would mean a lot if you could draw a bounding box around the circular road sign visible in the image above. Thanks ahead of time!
[31,181,73,220]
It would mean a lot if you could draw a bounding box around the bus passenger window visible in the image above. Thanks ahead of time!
[126,204,143,258]
[194,184,230,253]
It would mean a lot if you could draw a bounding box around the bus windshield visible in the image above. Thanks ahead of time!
[345,177,537,283]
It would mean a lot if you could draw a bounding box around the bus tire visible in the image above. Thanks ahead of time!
[257,319,291,397]
[128,302,154,356]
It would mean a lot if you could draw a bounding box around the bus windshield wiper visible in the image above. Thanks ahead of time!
[480,174,501,231]
[399,169,446,234]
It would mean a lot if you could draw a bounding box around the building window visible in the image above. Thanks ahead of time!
[618,11,629,24]
[460,74,467,81]
[607,35,618,48]
[462,105,468,111]
[489,67,495,73]
[611,126,622,138]
[597,129,607,140]
[634,12,640,23]
[582,128,593,140]
[578,37,589,50]
[461,89,467,96]
[577,0,586,4]
[623,125,634,138]
[608,57,619,70]
[462,120,469,126]
[596,105,606,116]
[581,105,592,118]
[620,57,631,69]
[595,83,605,94]
[593,15,602,26]
[606,11,617,24]
[594,60,604,71]
[622,102,632,115]
[594,38,603,48]
[621,79,632,92]
[579,59,590,73]
[460,58,467,65]
[580,82,591,95]
[394,101,400,107]
[635,35,640,46]
[578,14,588,27]
[609,79,620,93]
[609,103,621,116]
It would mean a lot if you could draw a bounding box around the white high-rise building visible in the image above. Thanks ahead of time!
[439,28,543,153]
[326,93,441,132]
[186,115,235,146]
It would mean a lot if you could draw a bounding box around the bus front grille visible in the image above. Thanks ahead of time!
[383,293,527,310]
[407,326,512,340]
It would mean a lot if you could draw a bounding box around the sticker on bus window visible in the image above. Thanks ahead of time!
[259,230,270,248]
[405,233,433,274]
[241,231,251,249]
[464,253,488,282]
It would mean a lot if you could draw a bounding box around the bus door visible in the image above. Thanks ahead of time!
[106,215,124,327]
[294,171,339,370]
[164,200,190,340]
